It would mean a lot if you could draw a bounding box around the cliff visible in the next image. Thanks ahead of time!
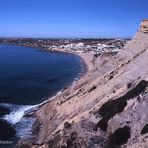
[19,20,148,148]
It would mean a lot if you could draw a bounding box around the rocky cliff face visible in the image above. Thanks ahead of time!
[19,20,148,148]
[140,19,148,33]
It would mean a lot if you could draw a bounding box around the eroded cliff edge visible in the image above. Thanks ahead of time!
[19,19,148,148]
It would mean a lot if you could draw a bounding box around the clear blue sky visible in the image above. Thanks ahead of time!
[0,0,148,38]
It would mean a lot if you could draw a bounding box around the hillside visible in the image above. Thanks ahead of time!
[19,19,148,148]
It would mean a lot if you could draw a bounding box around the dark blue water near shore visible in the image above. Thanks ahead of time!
[0,44,86,147]
[0,44,86,105]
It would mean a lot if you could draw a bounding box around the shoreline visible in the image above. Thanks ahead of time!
[0,43,93,73]
[0,43,93,110]
[23,46,94,111]
[2,20,148,148]
[19,46,94,146]
[0,43,94,146]
[0,43,93,93]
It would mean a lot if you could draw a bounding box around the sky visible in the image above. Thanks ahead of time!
[0,0,148,38]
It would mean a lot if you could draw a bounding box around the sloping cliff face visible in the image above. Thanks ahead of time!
[19,20,148,148]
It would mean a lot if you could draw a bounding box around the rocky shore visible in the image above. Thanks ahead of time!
[18,19,148,148]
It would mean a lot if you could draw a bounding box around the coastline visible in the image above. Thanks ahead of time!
[24,50,93,112]
[17,46,95,147]
[18,45,118,147]
[18,21,148,148]
[0,43,93,73]
[0,20,147,148]
[0,43,93,109]
[0,43,93,91]
[0,43,94,148]
[25,48,94,110]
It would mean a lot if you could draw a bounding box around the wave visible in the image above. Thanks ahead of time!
[0,103,36,124]
[0,89,63,126]
[0,91,62,138]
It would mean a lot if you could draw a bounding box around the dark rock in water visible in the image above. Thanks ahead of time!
[0,106,11,117]
[0,119,16,140]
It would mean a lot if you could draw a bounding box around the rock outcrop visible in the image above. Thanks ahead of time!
[18,20,148,148]
[140,19,148,33]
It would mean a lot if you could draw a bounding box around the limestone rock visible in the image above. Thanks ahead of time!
[140,19,148,33]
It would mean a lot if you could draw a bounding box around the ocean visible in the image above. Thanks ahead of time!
[0,44,86,147]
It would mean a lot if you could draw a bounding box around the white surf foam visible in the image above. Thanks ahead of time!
[1,90,62,125]
[3,104,36,124]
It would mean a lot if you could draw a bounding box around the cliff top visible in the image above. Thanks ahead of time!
[140,18,148,33]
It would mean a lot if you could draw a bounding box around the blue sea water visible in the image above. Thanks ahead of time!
[0,44,85,105]
[0,44,86,147]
